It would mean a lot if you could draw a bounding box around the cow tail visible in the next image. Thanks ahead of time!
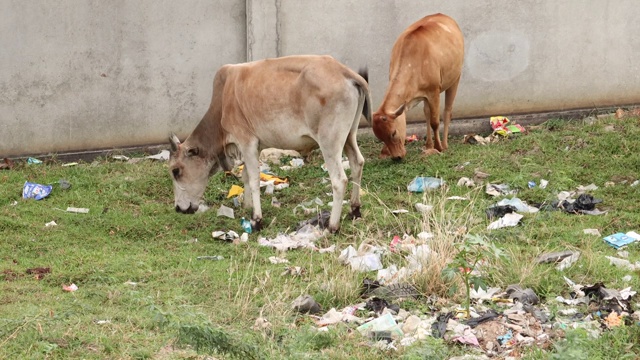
[356,68,372,125]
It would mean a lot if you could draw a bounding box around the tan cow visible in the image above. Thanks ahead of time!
[372,13,464,160]
[168,55,371,233]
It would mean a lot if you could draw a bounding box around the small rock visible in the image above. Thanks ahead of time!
[292,294,321,314]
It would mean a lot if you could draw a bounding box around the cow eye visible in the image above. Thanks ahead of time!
[392,130,397,138]
[187,147,199,157]
[172,168,180,179]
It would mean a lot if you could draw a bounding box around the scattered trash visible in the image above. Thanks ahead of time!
[212,230,239,242]
[485,205,517,220]
[259,148,302,164]
[603,232,640,249]
[415,203,433,213]
[22,181,52,200]
[457,177,475,187]
[487,213,523,230]
[196,204,210,213]
[296,209,331,230]
[241,217,252,233]
[10,201,18,206]
[268,256,289,264]
[292,294,321,314]
[506,285,540,305]
[496,329,513,345]
[540,179,549,189]
[293,198,325,216]
[583,228,601,236]
[94,320,111,325]
[527,181,536,188]
[447,196,469,200]
[339,244,383,272]
[27,157,43,164]
[62,283,78,292]
[124,280,138,286]
[112,155,129,161]
[58,179,72,190]
[406,134,418,143]
[407,177,444,192]
[496,197,539,213]
[463,134,496,145]
[66,207,89,214]
[485,183,516,197]
[356,313,403,339]
[227,185,244,198]
[45,221,57,227]
[392,209,409,214]
[197,256,224,261]
[536,250,581,271]
[271,197,281,208]
[490,116,525,136]
[145,150,170,161]
[258,225,325,252]
[605,256,640,271]
[216,205,234,219]
[553,193,604,215]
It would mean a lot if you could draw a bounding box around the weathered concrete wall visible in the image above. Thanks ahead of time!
[261,0,640,122]
[0,0,246,157]
[2,0,639,157]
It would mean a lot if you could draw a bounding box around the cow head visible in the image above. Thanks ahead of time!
[168,133,218,214]
[372,104,407,161]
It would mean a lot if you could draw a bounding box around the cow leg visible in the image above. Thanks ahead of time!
[241,165,253,209]
[318,141,348,233]
[423,91,442,156]
[343,130,364,219]
[442,77,460,151]
[240,144,263,230]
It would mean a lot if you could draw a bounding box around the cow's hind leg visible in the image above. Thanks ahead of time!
[343,129,364,219]
[442,77,460,151]
[423,90,442,156]
[318,139,348,233]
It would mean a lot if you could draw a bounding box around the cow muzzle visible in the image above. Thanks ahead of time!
[175,203,198,214]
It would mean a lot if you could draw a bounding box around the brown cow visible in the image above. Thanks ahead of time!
[168,55,371,233]
[372,13,464,160]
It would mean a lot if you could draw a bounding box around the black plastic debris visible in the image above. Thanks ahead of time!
[360,278,382,297]
[432,312,453,338]
[465,309,500,328]
[365,297,399,315]
[523,304,550,323]
[486,205,517,219]
[296,210,331,230]
[506,285,540,305]
[291,294,321,314]
[555,193,602,214]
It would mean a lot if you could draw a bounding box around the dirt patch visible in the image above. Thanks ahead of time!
[1,269,20,281]
[26,267,51,280]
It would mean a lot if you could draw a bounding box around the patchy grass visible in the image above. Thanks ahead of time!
[1,114,640,359]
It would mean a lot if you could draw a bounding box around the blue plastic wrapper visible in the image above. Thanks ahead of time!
[407,177,444,192]
[22,181,53,200]
[603,233,637,249]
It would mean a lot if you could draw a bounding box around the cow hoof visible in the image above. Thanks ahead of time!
[328,226,340,234]
[252,219,263,231]
[422,148,441,156]
[347,206,362,220]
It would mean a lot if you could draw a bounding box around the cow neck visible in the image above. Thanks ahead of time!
[189,105,226,164]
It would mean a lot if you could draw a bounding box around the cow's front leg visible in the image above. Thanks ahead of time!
[241,144,263,231]
[423,93,442,156]
[241,164,253,209]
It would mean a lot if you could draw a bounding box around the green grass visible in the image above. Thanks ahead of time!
[1,115,640,359]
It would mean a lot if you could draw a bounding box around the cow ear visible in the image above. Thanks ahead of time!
[187,147,199,157]
[169,133,181,152]
[393,104,406,117]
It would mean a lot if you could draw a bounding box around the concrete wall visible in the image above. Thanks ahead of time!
[2,0,639,157]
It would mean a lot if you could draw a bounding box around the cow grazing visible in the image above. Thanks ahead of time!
[372,13,464,160]
[168,55,371,233]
